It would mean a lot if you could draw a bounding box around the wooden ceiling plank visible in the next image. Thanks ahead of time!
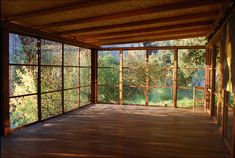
[7,0,116,21]
[83,27,209,42]
[58,11,218,35]
[33,0,222,29]
[99,33,206,45]
[74,21,213,39]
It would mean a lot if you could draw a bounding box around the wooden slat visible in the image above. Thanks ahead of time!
[1,104,230,158]
[76,21,212,40]
[7,0,117,21]
[58,11,218,35]
[33,0,222,29]
[210,45,216,117]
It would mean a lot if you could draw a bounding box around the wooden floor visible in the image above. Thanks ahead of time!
[1,104,229,158]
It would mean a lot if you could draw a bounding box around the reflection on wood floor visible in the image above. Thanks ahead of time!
[1,104,229,158]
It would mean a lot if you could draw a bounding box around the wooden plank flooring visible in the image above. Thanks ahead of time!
[1,104,230,158]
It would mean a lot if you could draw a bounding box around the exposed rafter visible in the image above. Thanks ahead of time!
[58,11,217,35]
[7,0,117,21]
[99,33,206,45]
[74,21,213,40]
[84,28,209,44]
[33,0,222,29]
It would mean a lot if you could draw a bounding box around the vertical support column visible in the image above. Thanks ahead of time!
[91,48,97,104]
[37,38,42,121]
[210,45,216,117]
[222,90,228,139]
[218,41,224,125]
[146,50,149,106]
[0,26,10,136]
[61,43,65,113]
[173,48,178,108]
[204,49,209,111]
[119,49,123,105]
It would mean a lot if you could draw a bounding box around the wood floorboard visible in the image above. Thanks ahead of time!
[1,104,230,158]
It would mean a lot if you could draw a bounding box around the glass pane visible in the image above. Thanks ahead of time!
[149,88,173,106]
[10,66,37,96]
[64,44,79,66]
[178,49,205,69]
[98,86,119,103]
[64,67,79,89]
[41,39,62,65]
[41,92,62,119]
[149,69,173,87]
[64,89,79,112]
[98,51,120,67]
[123,68,146,86]
[123,50,146,67]
[123,87,145,105]
[10,95,38,128]
[9,33,38,65]
[80,68,91,86]
[41,67,62,92]
[80,48,91,66]
[80,87,91,106]
[177,88,193,107]
[178,69,205,87]
[148,50,174,67]
[98,68,118,85]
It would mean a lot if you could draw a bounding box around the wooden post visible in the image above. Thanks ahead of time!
[232,95,235,158]
[37,38,42,121]
[173,48,178,108]
[222,90,228,139]
[146,50,149,106]
[91,48,97,104]
[210,45,216,117]
[218,40,224,126]
[119,49,123,105]
[193,86,196,110]
[61,43,65,113]
[0,26,10,136]
[204,49,209,111]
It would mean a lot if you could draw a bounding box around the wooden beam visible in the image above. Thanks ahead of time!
[98,46,206,51]
[173,48,178,108]
[87,27,209,43]
[207,0,234,37]
[7,0,116,21]
[210,45,216,117]
[76,21,212,40]
[99,33,206,45]
[33,0,222,29]
[58,11,217,35]
[91,49,98,104]
[1,22,97,49]
[0,26,10,136]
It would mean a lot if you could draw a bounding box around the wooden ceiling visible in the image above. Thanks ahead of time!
[1,0,228,46]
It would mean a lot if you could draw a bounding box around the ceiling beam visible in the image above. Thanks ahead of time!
[84,28,209,43]
[7,0,117,21]
[74,21,213,39]
[58,11,217,35]
[33,0,222,29]
[99,33,206,45]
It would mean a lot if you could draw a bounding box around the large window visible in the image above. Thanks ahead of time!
[177,49,205,107]
[98,51,119,104]
[9,33,91,129]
